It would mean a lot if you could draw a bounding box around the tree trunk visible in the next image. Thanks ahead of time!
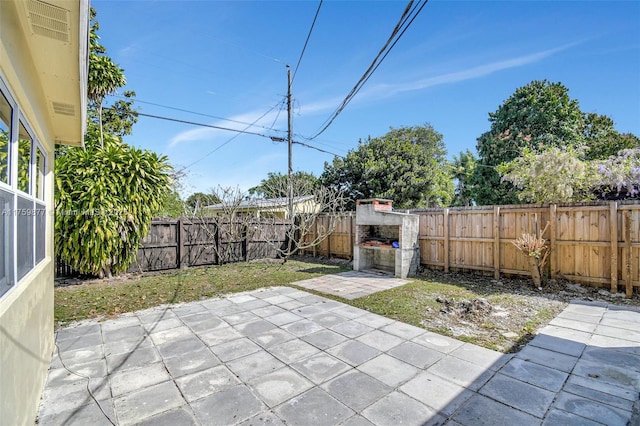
[529,257,542,287]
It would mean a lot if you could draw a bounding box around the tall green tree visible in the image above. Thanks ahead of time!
[582,113,640,161]
[87,7,126,148]
[185,192,221,214]
[471,80,586,205]
[248,171,319,198]
[321,125,453,209]
[451,149,476,207]
[55,8,172,278]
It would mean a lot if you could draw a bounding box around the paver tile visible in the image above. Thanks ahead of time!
[451,394,540,426]
[135,406,199,426]
[290,352,351,384]
[358,354,419,387]
[237,411,285,426]
[157,335,205,360]
[322,370,392,411]
[275,387,354,426]
[113,381,184,425]
[226,351,285,382]
[362,391,439,426]
[191,385,265,426]
[56,332,103,352]
[356,329,404,352]
[302,329,348,350]
[400,371,474,416]
[499,358,569,392]
[412,331,465,354]
[175,365,241,402]
[479,373,556,418]
[514,344,579,373]
[37,399,116,426]
[542,409,603,426]
[388,341,444,369]
[55,324,101,341]
[198,326,243,346]
[330,320,373,338]
[327,340,381,366]
[571,358,640,391]
[251,328,296,348]
[248,367,313,407]
[282,319,324,337]
[551,391,632,426]
[106,347,160,374]
[110,362,170,397]
[381,321,426,340]
[450,343,512,371]
[428,355,495,391]
[268,339,320,364]
[163,347,220,378]
[528,333,586,357]
[210,337,261,362]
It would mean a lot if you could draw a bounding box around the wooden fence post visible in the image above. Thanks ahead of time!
[327,216,332,258]
[493,206,500,280]
[610,202,618,293]
[550,204,557,279]
[312,217,318,257]
[177,219,183,269]
[443,208,449,273]
[624,210,632,298]
[348,214,353,260]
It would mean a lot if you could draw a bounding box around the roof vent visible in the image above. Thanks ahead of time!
[52,101,75,116]
[26,0,70,43]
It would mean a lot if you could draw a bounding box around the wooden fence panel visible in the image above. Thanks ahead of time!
[55,202,640,297]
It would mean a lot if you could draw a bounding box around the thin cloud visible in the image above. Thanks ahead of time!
[168,108,286,147]
[300,42,582,118]
[365,42,582,99]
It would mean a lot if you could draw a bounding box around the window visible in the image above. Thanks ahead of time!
[0,79,49,298]
[0,92,10,185]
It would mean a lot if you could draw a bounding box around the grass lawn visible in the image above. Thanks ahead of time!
[54,259,349,327]
[55,259,586,352]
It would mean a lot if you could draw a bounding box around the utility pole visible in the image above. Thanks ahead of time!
[287,65,293,216]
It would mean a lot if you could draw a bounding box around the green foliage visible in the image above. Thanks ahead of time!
[55,7,172,278]
[472,80,639,205]
[0,130,31,191]
[321,124,453,209]
[472,80,586,205]
[157,190,185,218]
[56,133,171,277]
[498,147,596,203]
[185,192,221,213]
[248,171,319,198]
[583,113,640,161]
[451,149,476,207]
[97,90,138,137]
[498,147,640,203]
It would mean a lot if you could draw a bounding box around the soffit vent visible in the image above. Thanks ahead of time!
[26,0,70,43]
[52,101,75,116]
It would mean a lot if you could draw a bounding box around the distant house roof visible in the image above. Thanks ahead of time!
[204,195,315,211]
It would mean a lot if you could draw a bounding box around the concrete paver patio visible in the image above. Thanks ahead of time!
[37,279,640,425]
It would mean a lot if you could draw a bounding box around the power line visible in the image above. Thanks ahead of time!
[308,0,428,140]
[293,140,342,157]
[137,113,272,139]
[292,0,323,84]
[109,94,286,134]
[175,103,282,172]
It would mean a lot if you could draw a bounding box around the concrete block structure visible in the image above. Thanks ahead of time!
[353,199,419,278]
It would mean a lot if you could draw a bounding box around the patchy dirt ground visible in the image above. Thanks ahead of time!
[411,268,639,352]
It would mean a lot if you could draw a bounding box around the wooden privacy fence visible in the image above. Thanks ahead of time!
[56,218,288,275]
[305,201,640,295]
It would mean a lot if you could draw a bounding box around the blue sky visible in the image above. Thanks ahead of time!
[93,0,640,197]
